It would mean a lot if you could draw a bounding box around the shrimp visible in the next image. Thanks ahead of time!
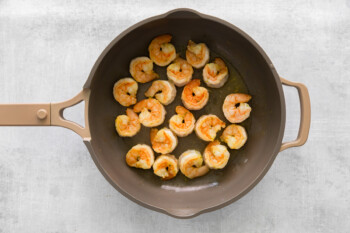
[179,150,209,179]
[153,155,179,180]
[203,58,228,88]
[115,108,141,137]
[133,98,166,127]
[222,93,252,123]
[195,114,226,141]
[167,57,193,87]
[150,128,178,154]
[129,57,159,83]
[148,34,176,66]
[181,79,209,110]
[169,106,195,137]
[220,124,248,149]
[113,78,138,107]
[203,141,230,169]
[186,40,210,69]
[126,144,154,169]
[144,80,176,105]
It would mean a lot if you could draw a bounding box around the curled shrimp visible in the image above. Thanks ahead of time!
[203,58,228,88]
[222,93,252,123]
[153,155,179,180]
[148,34,176,66]
[167,57,193,87]
[150,128,178,154]
[179,150,209,179]
[195,114,226,141]
[186,40,210,69]
[144,80,176,105]
[220,124,248,149]
[115,108,141,137]
[113,78,138,106]
[129,57,159,83]
[169,106,195,137]
[203,140,230,169]
[126,144,154,169]
[133,98,166,127]
[181,79,209,110]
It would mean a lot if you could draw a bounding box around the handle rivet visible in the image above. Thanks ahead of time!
[37,109,47,120]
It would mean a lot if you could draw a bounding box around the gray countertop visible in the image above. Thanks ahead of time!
[0,0,349,232]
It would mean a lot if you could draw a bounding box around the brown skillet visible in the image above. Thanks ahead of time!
[0,8,311,218]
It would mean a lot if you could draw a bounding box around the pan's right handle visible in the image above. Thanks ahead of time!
[280,77,311,152]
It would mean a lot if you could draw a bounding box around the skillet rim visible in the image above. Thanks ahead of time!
[83,8,286,218]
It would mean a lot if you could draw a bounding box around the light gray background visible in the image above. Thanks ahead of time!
[0,0,349,232]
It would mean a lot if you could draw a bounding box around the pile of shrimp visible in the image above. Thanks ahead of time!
[113,34,252,180]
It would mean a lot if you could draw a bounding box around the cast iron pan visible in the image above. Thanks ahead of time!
[0,9,311,218]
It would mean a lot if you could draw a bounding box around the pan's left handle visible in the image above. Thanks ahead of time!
[0,89,91,140]
[51,89,91,140]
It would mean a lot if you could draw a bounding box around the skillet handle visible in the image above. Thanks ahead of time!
[0,89,91,140]
[280,77,311,151]
[51,89,91,140]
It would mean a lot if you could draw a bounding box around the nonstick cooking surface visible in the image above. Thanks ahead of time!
[117,47,251,187]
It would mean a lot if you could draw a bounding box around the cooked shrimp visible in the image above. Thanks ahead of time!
[150,128,178,154]
[115,108,141,137]
[179,150,209,179]
[148,34,176,66]
[181,79,209,110]
[203,141,230,169]
[113,78,138,106]
[169,106,195,137]
[167,57,193,87]
[144,80,176,105]
[126,144,154,169]
[203,58,228,88]
[220,124,248,149]
[133,98,166,127]
[153,155,178,180]
[129,57,159,83]
[195,114,226,141]
[223,93,252,123]
[186,40,210,69]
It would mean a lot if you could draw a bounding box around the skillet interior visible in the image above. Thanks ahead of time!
[87,10,285,217]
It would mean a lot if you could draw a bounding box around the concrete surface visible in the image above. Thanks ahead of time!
[0,0,349,232]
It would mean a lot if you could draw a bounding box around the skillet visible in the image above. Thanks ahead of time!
[0,8,311,218]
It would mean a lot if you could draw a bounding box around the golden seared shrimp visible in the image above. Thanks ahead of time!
[169,106,195,137]
[129,57,159,83]
[153,155,179,180]
[150,128,178,154]
[133,98,166,127]
[126,144,154,169]
[220,124,248,149]
[223,93,252,123]
[203,58,228,88]
[181,79,209,110]
[148,34,176,66]
[113,78,138,106]
[203,141,230,169]
[195,114,226,141]
[179,150,209,179]
[144,80,176,105]
[186,40,210,69]
[115,108,141,137]
[167,57,193,87]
